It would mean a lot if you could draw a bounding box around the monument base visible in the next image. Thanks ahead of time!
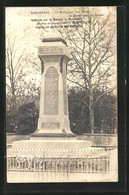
[10,136,92,156]
[31,132,76,138]
[12,138,91,149]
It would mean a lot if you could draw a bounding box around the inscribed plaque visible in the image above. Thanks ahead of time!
[44,67,58,115]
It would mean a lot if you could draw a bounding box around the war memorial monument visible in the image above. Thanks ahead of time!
[11,36,91,153]
[7,36,115,182]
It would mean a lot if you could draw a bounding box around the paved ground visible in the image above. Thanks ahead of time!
[7,171,118,183]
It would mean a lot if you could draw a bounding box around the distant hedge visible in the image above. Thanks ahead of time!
[6,102,39,134]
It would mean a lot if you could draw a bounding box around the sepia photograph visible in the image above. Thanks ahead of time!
[6,6,118,183]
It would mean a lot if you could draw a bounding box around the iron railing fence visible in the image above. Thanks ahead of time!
[7,149,110,174]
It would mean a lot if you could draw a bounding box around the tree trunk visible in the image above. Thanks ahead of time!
[89,93,94,134]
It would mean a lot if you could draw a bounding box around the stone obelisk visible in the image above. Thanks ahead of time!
[32,36,75,137]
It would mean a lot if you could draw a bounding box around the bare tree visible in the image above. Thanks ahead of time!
[6,35,27,111]
[55,14,116,134]
[16,78,40,108]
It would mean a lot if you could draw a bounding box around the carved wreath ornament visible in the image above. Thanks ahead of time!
[16,155,44,170]
[16,155,34,170]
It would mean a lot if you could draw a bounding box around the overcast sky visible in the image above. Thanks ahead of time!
[6,7,117,89]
